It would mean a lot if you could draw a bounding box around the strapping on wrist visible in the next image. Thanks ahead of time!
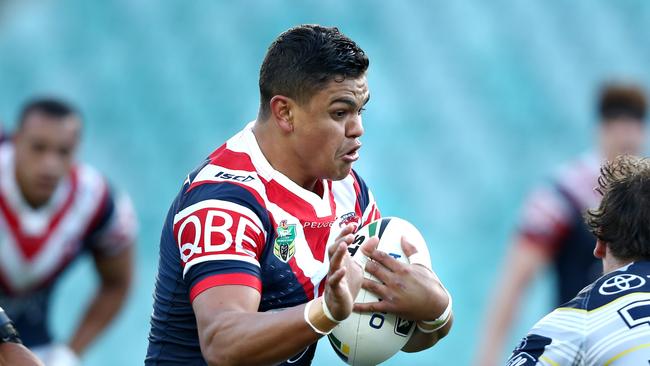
[303,297,342,335]
[417,287,452,333]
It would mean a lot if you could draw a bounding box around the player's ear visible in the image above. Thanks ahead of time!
[269,95,294,133]
[593,239,607,259]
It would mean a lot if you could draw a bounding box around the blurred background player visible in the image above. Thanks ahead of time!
[475,83,647,366]
[0,98,137,365]
[507,155,650,365]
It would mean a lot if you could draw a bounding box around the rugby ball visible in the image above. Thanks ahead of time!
[328,217,432,366]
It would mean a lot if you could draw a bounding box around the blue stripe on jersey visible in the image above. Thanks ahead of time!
[83,185,115,249]
[351,169,371,213]
[186,260,261,292]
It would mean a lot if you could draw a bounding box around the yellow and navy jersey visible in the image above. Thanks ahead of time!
[507,261,650,366]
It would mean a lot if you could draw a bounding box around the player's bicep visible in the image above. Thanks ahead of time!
[92,244,133,288]
[192,285,261,356]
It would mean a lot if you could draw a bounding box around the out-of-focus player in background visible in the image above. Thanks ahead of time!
[0,99,137,365]
[0,305,43,366]
[146,24,452,365]
[507,155,650,365]
[475,84,647,366]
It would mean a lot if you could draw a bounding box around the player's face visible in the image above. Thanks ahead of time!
[14,113,80,207]
[600,117,645,160]
[291,75,369,182]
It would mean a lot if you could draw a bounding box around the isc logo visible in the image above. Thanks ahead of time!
[214,171,255,183]
[174,200,264,265]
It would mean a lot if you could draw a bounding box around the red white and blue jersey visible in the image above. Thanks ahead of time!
[146,123,380,366]
[517,152,603,304]
[0,142,137,347]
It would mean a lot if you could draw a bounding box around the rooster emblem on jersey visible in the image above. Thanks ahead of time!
[273,220,296,263]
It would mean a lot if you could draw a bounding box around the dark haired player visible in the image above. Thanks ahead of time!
[476,84,647,366]
[508,155,650,365]
[146,25,452,365]
[0,98,137,365]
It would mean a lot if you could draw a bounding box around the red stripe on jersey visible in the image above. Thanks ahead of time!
[210,148,257,172]
[207,144,227,160]
[301,226,331,262]
[189,273,262,302]
[265,179,335,261]
[265,180,320,219]
[0,168,79,260]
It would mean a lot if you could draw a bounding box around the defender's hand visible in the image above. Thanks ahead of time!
[353,237,448,321]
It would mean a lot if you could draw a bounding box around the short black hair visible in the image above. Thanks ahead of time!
[258,24,369,119]
[18,97,79,129]
[598,84,647,122]
[585,155,650,261]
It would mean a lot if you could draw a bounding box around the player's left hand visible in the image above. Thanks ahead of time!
[44,344,81,366]
[353,237,448,321]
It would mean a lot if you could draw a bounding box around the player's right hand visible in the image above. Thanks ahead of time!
[324,224,377,321]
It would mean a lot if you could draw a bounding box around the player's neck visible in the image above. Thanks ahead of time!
[252,122,321,194]
[603,255,633,274]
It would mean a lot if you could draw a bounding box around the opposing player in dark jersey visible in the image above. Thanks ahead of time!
[146,25,453,365]
[508,155,650,365]
[475,84,647,366]
[0,99,137,365]
[0,306,43,366]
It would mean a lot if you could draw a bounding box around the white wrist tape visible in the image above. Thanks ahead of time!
[418,287,452,333]
[304,299,331,335]
[321,297,342,324]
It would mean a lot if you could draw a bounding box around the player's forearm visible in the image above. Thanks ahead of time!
[199,300,331,366]
[475,241,548,366]
[68,280,130,355]
[474,277,527,365]
[0,343,44,366]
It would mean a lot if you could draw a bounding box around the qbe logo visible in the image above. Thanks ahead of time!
[173,200,264,264]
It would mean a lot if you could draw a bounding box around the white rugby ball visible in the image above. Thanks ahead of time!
[328,217,432,366]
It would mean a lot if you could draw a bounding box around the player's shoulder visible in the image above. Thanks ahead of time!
[70,162,111,202]
[174,148,268,228]
[528,151,600,211]
[553,151,600,180]
[561,261,650,312]
[551,152,600,194]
